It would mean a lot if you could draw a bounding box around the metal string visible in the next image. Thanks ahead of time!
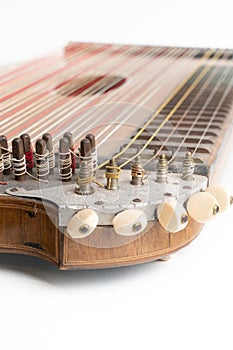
[96,50,218,170]
[143,53,230,166]
[0,45,158,136]
[117,50,223,169]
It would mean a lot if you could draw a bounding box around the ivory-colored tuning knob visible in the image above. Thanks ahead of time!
[205,185,232,212]
[157,199,188,233]
[67,209,99,239]
[187,192,219,223]
[113,209,147,236]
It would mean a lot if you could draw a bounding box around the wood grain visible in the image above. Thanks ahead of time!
[0,195,203,269]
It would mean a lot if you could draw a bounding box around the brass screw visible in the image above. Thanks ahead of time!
[230,195,233,205]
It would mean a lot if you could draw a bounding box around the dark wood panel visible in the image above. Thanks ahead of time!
[0,196,59,265]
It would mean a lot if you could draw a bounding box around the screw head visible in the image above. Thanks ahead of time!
[9,187,18,192]
[213,204,220,215]
[230,196,233,205]
[79,224,90,234]
[133,222,142,233]
[181,214,188,224]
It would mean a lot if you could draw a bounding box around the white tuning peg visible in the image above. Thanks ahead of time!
[67,209,99,239]
[187,192,219,224]
[157,199,188,233]
[113,209,147,236]
[205,185,232,212]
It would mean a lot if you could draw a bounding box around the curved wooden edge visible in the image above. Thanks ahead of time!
[61,218,203,270]
[0,195,203,270]
[0,195,60,268]
[0,247,59,266]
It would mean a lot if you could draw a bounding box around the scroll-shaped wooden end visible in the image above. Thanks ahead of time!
[59,137,71,182]
[206,185,231,212]
[0,135,10,175]
[35,139,48,180]
[12,137,26,181]
[67,209,99,239]
[157,200,188,233]
[187,192,220,223]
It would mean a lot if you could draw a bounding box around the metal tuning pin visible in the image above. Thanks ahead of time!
[80,138,93,171]
[157,199,188,233]
[187,192,220,223]
[156,154,168,183]
[0,135,11,175]
[76,161,94,195]
[131,155,145,186]
[35,139,49,181]
[205,185,232,212]
[59,137,72,182]
[182,151,195,181]
[42,133,55,174]
[67,209,99,239]
[86,134,98,171]
[20,133,34,174]
[63,132,76,174]
[105,158,121,190]
[113,209,147,236]
[12,138,27,181]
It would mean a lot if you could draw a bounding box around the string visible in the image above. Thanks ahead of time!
[47,149,56,169]
[1,45,197,165]
[95,49,216,171]
[4,46,195,148]
[1,146,12,170]
[2,45,193,152]
[10,45,164,141]
[0,42,108,106]
[0,154,4,174]
[25,149,34,170]
[13,45,165,143]
[169,62,233,162]
[59,151,72,180]
[35,151,49,179]
[67,47,186,146]
[65,47,195,154]
[192,73,233,156]
[118,50,223,169]
[143,55,229,166]
[91,49,195,145]
[12,156,26,176]
[0,44,146,122]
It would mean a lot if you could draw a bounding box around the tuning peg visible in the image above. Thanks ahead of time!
[157,199,188,233]
[67,209,99,239]
[205,185,232,212]
[113,209,147,236]
[187,192,219,223]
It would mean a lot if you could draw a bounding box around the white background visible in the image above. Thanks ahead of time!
[0,1,233,349]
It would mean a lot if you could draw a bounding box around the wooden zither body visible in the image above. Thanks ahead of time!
[0,42,232,269]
